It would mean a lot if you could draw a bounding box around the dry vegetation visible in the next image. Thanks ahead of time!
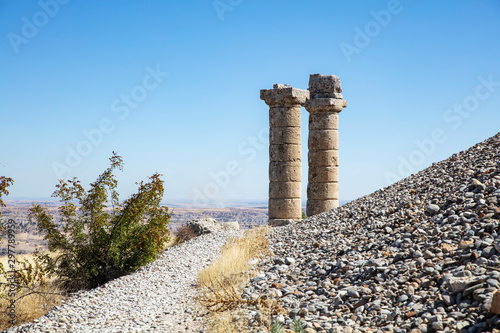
[171,224,197,246]
[0,252,63,331]
[197,226,286,332]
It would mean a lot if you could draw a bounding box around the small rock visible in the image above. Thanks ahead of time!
[424,250,435,259]
[413,251,423,258]
[398,295,409,303]
[491,290,500,314]
[447,276,476,293]
[482,246,496,258]
[274,258,285,265]
[440,243,455,253]
[429,321,444,332]
[458,240,473,249]
[298,309,309,317]
[426,204,440,215]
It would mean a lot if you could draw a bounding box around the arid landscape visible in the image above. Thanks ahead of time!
[0,199,271,255]
[0,199,353,257]
[167,203,269,230]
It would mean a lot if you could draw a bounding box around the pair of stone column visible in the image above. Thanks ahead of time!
[260,75,347,225]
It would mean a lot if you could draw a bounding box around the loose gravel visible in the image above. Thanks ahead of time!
[241,132,500,332]
[8,230,241,333]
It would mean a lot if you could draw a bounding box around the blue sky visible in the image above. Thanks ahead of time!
[1,0,499,206]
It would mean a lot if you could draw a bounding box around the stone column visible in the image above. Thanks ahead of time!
[304,74,347,216]
[261,84,309,226]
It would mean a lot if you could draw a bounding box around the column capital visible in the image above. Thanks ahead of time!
[306,74,347,113]
[308,74,343,99]
[260,84,310,107]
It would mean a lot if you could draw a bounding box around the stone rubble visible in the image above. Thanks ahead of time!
[241,132,500,333]
[187,218,239,236]
[7,230,241,333]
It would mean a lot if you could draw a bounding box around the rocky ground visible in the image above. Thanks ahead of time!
[6,133,500,333]
[241,132,500,332]
[7,230,241,333]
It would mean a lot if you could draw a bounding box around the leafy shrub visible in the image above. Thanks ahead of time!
[0,175,14,272]
[0,257,47,291]
[29,153,171,290]
[0,176,14,221]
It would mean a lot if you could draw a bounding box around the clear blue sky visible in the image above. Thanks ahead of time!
[1,1,499,206]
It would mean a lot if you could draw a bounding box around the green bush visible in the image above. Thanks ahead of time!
[0,176,14,220]
[0,175,14,268]
[29,153,171,290]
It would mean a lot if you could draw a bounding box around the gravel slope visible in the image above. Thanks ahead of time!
[8,231,241,333]
[241,133,500,332]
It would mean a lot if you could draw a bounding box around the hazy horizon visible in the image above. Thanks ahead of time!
[3,197,352,208]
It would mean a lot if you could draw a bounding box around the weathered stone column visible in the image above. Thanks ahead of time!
[304,74,347,216]
[261,84,309,226]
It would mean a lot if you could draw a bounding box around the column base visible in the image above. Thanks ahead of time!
[268,198,302,220]
[268,219,297,227]
[306,199,339,217]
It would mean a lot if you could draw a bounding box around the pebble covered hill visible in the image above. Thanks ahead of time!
[242,132,500,332]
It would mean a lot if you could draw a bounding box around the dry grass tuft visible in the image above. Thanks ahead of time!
[198,226,269,292]
[0,282,62,330]
[197,226,283,332]
[0,253,63,331]
[197,274,244,312]
[204,312,240,333]
[172,224,197,246]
